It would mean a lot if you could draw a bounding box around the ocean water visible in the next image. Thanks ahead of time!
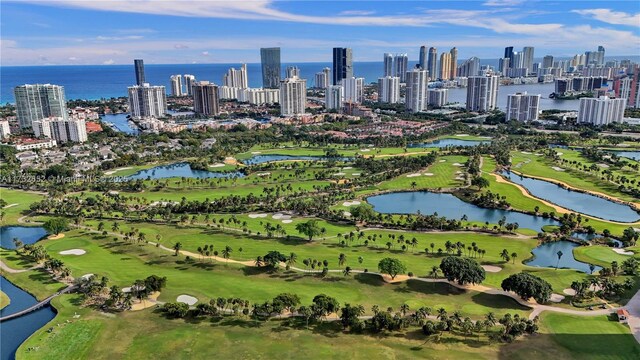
[1,56,636,105]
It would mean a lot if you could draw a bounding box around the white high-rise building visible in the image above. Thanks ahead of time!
[466,75,499,112]
[578,96,627,125]
[378,76,400,104]
[192,81,220,116]
[427,89,449,107]
[314,67,330,88]
[343,77,364,103]
[183,75,196,96]
[405,68,428,113]
[286,66,300,79]
[128,84,167,119]
[506,92,540,122]
[457,57,480,78]
[223,64,248,88]
[383,53,394,77]
[239,88,280,105]
[170,75,183,96]
[522,46,535,74]
[14,84,68,128]
[33,117,87,143]
[394,53,409,82]
[325,85,344,110]
[279,76,307,116]
[0,120,10,139]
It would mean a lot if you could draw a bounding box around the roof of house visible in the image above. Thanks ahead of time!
[617,309,630,316]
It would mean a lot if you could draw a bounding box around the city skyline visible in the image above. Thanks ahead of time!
[1,1,639,66]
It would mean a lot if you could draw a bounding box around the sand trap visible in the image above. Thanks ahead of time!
[209,163,225,168]
[104,167,132,175]
[272,213,291,220]
[406,173,422,177]
[423,173,434,176]
[122,285,146,293]
[597,163,610,168]
[251,151,262,154]
[452,163,464,167]
[352,173,361,176]
[455,171,462,174]
[248,213,268,218]
[59,249,86,255]
[480,136,491,139]
[534,153,543,156]
[282,219,293,224]
[439,160,447,163]
[343,201,361,207]
[455,176,465,180]
[80,273,95,280]
[333,172,346,176]
[556,152,563,156]
[455,134,469,137]
[343,167,353,170]
[563,288,577,296]
[360,149,371,152]
[177,294,198,305]
[343,211,352,217]
[612,248,633,256]
[130,292,161,311]
[551,166,565,172]
[549,294,565,303]
[481,265,502,273]
[521,151,532,155]
[256,172,271,176]
[48,233,65,240]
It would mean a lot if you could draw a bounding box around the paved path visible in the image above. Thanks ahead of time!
[0,284,76,322]
[0,260,40,274]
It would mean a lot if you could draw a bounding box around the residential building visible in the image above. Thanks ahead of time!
[134,59,145,86]
[439,52,452,80]
[466,75,499,112]
[33,117,87,143]
[394,53,409,82]
[238,88,279,105]
[542,55,554,69]
[332,47,353,85]
[14,139,57,151]
[325,85,344,110]
[419,46,428,70]
[405,68,428,113]
[522,46,535,74]
[428,47,438,81]
[170,75,183,96]
[279,76,307,116]
[498,58,510,76]
[0,120,10,138]
[449,47,458,79]
[504,46,514,69]
[223,64,248,88]
[578,96,626,125]
[192,81,220,116]
[427,89,448,107]
[343,77,365,103]
[183,75,196,96]
[286,66,300,79]
[383,53,394,76]
[506,92,540,122]
[14,84,67,128]
[260,47,281,89]
[128,84,167,118]
[378,76,400,103]
[457,57,480,78]
[314,67,330,88]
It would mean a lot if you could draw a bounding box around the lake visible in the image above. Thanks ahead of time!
[501,171,640,223]
[0,227,49,249]
[0,276,56,360]
[526,241,601,274]
[366,191,561,232]
[124,163,245,180]
[100,114,139,135]
[408,138,491,148]
[608,151,640,161]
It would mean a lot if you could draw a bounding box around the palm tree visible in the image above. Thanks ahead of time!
[371,304,380,315]
[287,252,297,267]
[254,256,263,267]
[556,250,563,269]
[400,303,410,317]
[429,266,440,279]
[343,266,352,277]
[222,246,232,262]
[511,252,518,264]
[173,242,182,256]
[338,253,347,267]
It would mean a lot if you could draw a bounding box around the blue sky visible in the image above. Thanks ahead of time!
[1,1,639,65]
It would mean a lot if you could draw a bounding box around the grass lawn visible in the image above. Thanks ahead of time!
[0,289,9,309]
[375,155,469,192]
[573,245,639,268]
[0,188,45,225]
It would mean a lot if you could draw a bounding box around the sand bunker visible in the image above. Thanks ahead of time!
[48,233,65,240]
[80,274,95,280]
[256,172,271,176]
[177,295,198,305]
[521,151,532,155]
[455,134,469,137]
[251,151,262,154]
[333,172,346,176]
[352,173,361,176]
[563,288,577,296]
[343,201,361,207]
[209,163,225,168]
[612,248,633,256]
[248,213,268,218]
[343,211,352,217]
[439,160,447,163]
[549,294,565,303]
[423,173,434,176]
[556,152,563,156]
[481,265,502,273]
[281,219,293,224]
[59,249,86,255]
[272,213,291,220]
[452,163,464,167]
[551,166,565,172]
[406,173,421,177]
[343,167,353,170]
[360,149,371,152]
[597,163,610,168]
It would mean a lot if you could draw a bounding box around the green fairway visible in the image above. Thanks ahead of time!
[0,290,9,310]
[573,245,639,268]
[376,155,468,191]
[0,188,44,225]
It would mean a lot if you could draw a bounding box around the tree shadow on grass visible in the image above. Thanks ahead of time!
[353,273,385,287]
[405,280,465,296]
[2,254,34,268]
[470,292,529,311]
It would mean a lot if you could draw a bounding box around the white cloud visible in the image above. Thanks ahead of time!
[201,51,209,56]
[96,35,144,41]
[68,56,78,61]
[572,9,640,27]
[103,59,115,65]
[338,10,376,16]
[483,0,525,6]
